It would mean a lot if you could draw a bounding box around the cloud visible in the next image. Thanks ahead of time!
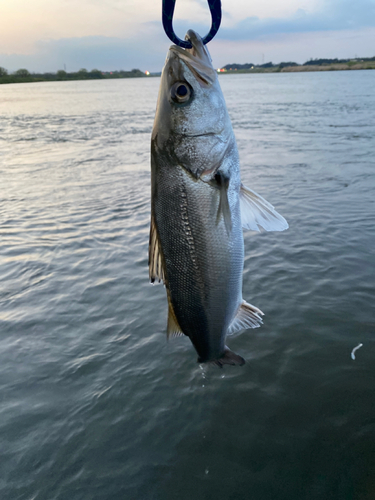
[0,24,169,73]
[209,27,375,66]
[36,36,153,72]
[0,0,374,73]
[218,0,375,40]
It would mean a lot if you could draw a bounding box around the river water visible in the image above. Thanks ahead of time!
[1,70,374,500]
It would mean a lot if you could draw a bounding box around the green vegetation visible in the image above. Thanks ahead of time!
[0,67,146,85]
[220,56,375,74]
[14,68,30,77]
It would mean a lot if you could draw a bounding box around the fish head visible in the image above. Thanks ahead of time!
[152,30,234,179]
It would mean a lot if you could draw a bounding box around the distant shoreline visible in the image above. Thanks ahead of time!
[1,60,374,85]
[0,68,149,85]
[220,61,375,75]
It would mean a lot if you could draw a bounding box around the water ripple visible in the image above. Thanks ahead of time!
[1,72,375,500]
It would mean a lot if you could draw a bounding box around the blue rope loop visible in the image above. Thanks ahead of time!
[162,0,222,48]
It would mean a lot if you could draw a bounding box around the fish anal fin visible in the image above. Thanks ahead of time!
[148,213,166,284]
[228,300,264,335]
[240,183,288,232]
[167,294,185,339]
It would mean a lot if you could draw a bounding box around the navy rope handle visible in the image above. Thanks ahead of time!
[162,0,222,48]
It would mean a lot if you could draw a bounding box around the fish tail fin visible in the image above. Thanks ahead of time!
[206,347,245,367]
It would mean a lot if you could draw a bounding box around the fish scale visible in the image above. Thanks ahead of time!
[154,162,242,361]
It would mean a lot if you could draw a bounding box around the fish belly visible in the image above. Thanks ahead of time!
[152,160,244,362]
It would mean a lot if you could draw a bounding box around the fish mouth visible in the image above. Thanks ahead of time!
[169,30,217,86]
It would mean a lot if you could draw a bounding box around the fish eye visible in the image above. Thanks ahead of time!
[176,84,187,96]
[171,81,192,104]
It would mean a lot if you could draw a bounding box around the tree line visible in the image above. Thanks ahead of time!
[222,56,375,71]
[0,67,146,84]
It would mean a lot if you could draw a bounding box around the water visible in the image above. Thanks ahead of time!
[0,70,374,500]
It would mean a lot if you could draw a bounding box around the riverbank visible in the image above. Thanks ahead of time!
[220,60,375,74]
[0,69,146,85]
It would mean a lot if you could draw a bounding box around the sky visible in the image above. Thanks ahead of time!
[0,0,374,73]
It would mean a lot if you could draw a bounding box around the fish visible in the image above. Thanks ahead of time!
[149,30,288,366]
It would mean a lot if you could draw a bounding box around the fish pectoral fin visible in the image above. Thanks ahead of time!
[148,213,166,284]
[240,183,289,232]
[215,172,232,233]
[167,295,185,339]
[228,300,264,335]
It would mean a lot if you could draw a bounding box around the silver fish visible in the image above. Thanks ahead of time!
[149,30,288,366]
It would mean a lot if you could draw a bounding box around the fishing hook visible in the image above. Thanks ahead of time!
[162,0,222,49]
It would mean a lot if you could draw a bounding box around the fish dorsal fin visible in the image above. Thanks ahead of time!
[228,300,264,335]
[148,214,166,284]
[240,183,289,232]
[167,294,185,338]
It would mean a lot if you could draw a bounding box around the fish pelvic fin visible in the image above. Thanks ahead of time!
[240,183,288,232]
[167,292,185,339]
[149,213,166,284]
[201,347,245,367]
[228,300,264,335]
